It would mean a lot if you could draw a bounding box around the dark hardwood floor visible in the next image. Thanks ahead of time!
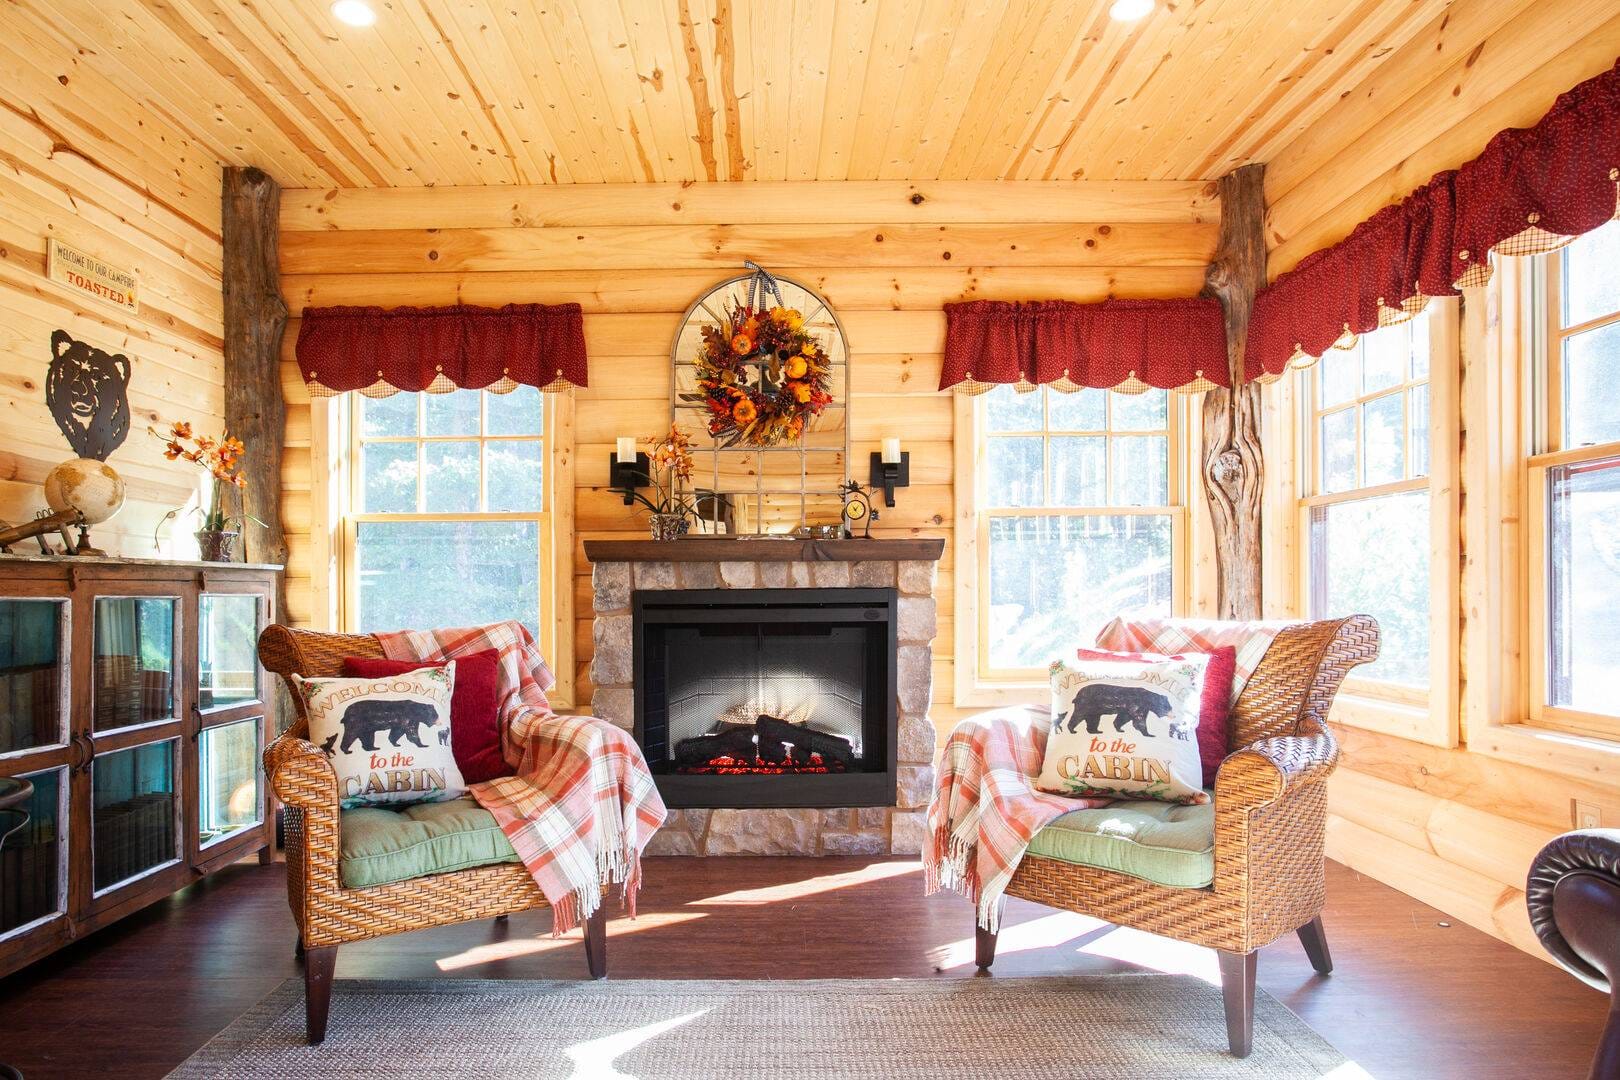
[0,857,1605,1079]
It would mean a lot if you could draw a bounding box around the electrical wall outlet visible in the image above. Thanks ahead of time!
[1573,800,1603,829]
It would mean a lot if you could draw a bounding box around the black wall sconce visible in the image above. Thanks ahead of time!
[611,437,651,506]
[868,438,909,507]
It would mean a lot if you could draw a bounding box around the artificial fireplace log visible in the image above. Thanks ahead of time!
[756,716,854,767]
[673,726,757,766]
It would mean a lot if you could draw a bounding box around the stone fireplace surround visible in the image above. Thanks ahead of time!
[585,538,943,857]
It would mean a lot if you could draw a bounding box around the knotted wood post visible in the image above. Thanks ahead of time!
[222,166,289,621]
[1200,164,1266,620]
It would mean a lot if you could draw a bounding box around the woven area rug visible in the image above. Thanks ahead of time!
[168,975,1350,1079]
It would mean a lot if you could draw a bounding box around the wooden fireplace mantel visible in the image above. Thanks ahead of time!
[583,537,944,563]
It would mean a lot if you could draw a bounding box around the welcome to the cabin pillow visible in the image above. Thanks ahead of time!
[294,663,466,809]
[1035,656,1209,805]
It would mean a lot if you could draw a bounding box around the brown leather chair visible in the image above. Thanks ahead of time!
[1528,829,1620,1080]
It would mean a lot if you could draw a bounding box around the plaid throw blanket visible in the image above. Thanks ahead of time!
[925,618,1288,931]
[375,622,667,935]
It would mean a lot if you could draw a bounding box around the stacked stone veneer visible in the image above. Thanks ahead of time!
[589,557,939,856]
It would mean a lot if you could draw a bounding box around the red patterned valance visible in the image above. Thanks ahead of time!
[940,298,1228,395]
[295,303,588,398]
[1248,58,1620,382]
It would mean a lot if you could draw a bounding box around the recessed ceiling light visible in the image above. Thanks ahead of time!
[1109,0,1154,21]
[331,0,377,27]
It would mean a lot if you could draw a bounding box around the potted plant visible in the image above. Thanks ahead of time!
[150,421,261,561]
[615,425,697,540]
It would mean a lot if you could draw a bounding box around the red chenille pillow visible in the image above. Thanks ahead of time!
[1076,645,1237,787]
[342,649,511,784]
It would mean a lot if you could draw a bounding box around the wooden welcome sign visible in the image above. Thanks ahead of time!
[46,237,139,313]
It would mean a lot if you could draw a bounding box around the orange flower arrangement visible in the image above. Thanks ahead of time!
[149,420,259,533]
[683,302,834,447]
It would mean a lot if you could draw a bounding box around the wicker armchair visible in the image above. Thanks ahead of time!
[976,614,1379,1057]
[259,625,605,1044]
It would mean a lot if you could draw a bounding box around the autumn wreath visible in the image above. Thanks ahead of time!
[683,303,835,447]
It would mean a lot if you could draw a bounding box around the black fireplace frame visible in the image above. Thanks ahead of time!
[632,587,898,810]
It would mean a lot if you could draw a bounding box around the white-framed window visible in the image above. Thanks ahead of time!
[343,387,555,649]
[956,384,1185,703]
[1528,218,1620,741]
[1300,311,1436,692]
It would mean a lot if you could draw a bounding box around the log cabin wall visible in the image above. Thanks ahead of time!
[275,180,1220,729]
[0,26,225,557]
[1261,0,1620,961]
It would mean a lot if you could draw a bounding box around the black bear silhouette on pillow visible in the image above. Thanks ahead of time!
[1061,683,1174,737]
[45,329,131,461]
[338,699,439,753]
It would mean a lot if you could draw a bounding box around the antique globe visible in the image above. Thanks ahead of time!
[44,457,126,525]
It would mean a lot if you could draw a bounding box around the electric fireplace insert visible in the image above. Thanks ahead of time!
[632,588,898,809]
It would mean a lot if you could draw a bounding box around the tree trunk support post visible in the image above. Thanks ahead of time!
[221,166,289,615]
[1200,163,1267,621]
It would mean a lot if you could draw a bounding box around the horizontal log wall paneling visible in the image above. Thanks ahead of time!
[277,179,1217,735]
[1265,6,1620,962]
[0,26,226,558]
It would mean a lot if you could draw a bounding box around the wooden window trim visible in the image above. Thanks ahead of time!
[1267,299,1461,747]
[327,390,576,709]
[954,388,1191,708]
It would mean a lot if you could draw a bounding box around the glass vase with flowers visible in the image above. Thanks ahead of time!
[615,425,698,540]
[149,421,262,561]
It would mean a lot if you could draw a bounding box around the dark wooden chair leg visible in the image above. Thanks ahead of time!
[1217,949,1256,1058]
[1297,915,1333,975]
[975,924,999,971]
[304,945,338,1044]
[584,907,607,980]
[495,914,509,923]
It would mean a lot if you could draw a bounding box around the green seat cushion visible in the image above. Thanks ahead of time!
[1025,790,1216,889]
[339,797,519,889]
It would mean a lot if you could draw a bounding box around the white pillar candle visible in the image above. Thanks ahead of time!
[881,437,902,464]
[616,436,637,463]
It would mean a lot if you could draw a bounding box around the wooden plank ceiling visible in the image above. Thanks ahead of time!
[13,0,1450,187]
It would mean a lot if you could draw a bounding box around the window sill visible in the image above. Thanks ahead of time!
[1470,721,1620,781]
[953,680,1047,711]
[1328,691,1453,747]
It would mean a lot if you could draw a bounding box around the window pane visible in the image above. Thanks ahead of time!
[1362,393,1405,486]
[1320,355,1358,408]
[1310,491,1430,685]
[984,386,1041,432]
[1563,218,1620,328]
[93,598,176,731]
[361,442,417,512]
[986,437,1043,507]
[198,594,259,711]
[355,520,540,639]
[423,440,480,512]
[1362,326,1406,393]
[1048,388,1105,431]
[424,389,480,436]
[359,393,416,437]
[1,767,64,935]
[1563,322,1620,448]
[1111,435,1168,506]
[487,440,544,512]
[199,719,262,847]
[1409,385,1430,478]
[92,739,178,892]
[0,600,66,755]
[486,386,544,436]
[1409,313,1431,379]
[1319,408,1357,494]
[1548,456,1620,717]
[1111,389,1167,431]
[1048,437,1105,506]
[986,515,1173,669]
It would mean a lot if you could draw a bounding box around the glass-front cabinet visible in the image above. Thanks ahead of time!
[0,557,278,975]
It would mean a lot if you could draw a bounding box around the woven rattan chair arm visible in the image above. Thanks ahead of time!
[1215,731,1339,809]
[264,731,339,809]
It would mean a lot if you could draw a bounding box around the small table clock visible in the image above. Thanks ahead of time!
[839,481,878,538]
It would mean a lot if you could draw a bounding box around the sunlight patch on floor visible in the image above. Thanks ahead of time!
[1079,926,1221,984]
[435,912,708,971]
[929,910,1112,970]
[565,1009,710,1079]
[692,860,921,905]
[1317,1061,1377,1079]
